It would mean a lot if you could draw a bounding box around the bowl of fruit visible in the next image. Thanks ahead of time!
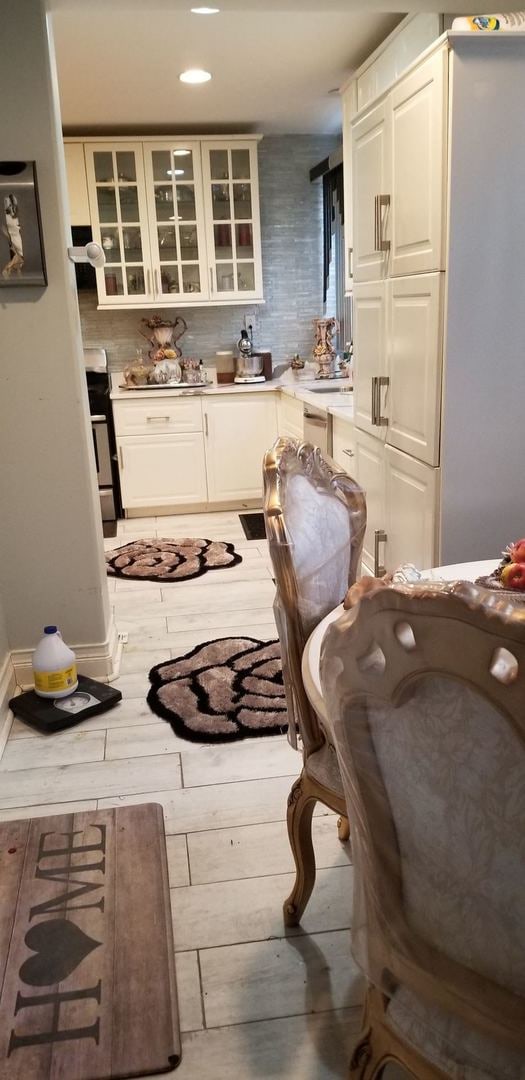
[476,538,525,600]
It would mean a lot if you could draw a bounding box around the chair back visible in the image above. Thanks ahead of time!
[263,436,366,754]
[321,580,525,1053]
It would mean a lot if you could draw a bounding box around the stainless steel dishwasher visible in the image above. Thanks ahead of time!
[303,403,332,455]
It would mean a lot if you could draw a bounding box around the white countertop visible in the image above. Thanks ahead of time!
[110,372,354,420]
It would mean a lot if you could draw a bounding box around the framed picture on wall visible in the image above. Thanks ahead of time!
[0,161,47,287]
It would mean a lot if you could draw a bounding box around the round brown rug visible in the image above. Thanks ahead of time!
[147,637,288,743]
[106,537,242,583]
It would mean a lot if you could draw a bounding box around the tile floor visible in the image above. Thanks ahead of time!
[0,510,403,1079]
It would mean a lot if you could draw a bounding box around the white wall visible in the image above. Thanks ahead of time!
[0,0,110,654]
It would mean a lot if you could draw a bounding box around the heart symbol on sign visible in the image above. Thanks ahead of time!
[19,919,102,987]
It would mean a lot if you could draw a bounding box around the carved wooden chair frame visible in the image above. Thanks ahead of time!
[321,580,525,1079]
[263,436,366,925]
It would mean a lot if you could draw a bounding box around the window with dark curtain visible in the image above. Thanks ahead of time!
[322,164,350,351]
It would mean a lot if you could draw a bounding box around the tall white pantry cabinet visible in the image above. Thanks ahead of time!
[347,33,525,573]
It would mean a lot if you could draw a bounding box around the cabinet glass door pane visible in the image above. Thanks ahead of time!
[233,183,252,220]
[104,267,124,295]
[94,152,113,183]
[97,187,117,223]
[212,184,230,220]
[161,266,180,294]
[152,150,172,182]
[216,264,234,292]
[235,223,253,258]
[179,226,198,260]
[116,152,136,182]
[210,149,229,180]
[214,224,232,260]
[126,268,145,294]
[173,151,194,182]
[158,225,178,261]
[237,264,255,291]
[122,227,142,262]
[100,226,121,261]
[155,185,174,222]
[232,149,251,179]
[177,185,196,221]
[119,186,140,222]
[182,265,201,293]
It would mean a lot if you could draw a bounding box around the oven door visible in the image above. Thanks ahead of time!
[91,415,113,487]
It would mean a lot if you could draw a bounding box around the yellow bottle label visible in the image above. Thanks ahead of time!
[34,665,78,693]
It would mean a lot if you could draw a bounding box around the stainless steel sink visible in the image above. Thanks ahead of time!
[309,386,352,394]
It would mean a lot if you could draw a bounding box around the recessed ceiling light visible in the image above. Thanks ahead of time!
[180,68,212,84]
[173,149,191,157]
[191,6,220,13]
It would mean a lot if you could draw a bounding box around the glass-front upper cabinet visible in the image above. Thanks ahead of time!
[143,141,210,303]
[84,144,153,305]
[201,141,263,301]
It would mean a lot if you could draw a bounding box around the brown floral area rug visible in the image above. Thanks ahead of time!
[106,537,242,583]
[147,637,288,742]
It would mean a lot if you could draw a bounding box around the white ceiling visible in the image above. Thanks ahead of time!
[50,4,405,135]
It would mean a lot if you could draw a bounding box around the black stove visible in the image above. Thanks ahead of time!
[84,347,121,523]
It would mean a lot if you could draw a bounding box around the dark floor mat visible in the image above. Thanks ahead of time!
[103,520,118,538]
[239,512,266,541]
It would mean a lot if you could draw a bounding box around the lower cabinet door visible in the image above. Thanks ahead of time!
[203,393,278,502]
[385,444,438,572]
[354,427,386,574]
[117,432,207,510]
[331,417,356,472]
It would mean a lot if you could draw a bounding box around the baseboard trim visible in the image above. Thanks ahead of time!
[126,499,263,518]
[0,653,16,760]
[11,617,124,691]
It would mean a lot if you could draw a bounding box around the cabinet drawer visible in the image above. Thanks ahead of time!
[332,417,356,472]
[277,394,304,440]
[113,397,203,436]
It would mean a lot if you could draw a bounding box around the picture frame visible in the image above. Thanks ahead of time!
[0,161,47,287]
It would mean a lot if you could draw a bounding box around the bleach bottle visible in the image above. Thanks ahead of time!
[32,626,78,698]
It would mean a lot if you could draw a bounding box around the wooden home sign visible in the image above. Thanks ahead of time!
[0,803,180,1079]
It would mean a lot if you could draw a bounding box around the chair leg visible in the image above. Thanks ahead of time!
[337,815,350,842]
[283,774,317,927]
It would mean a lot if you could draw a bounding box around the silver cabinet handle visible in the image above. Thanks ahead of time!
[374,195,380,253]
[154,269,160,296]
[118,445,124,470]
[342,448,354,457]
[377,194,390,252]
[147,415,170,422]
[209,268,214,294]
[204,412,209,437]
[347,246,353,279]
[374,529,387,577]
[90,414,106,423]
[371,378,378,425]
[146,268,151,296]
[376,376,389,426]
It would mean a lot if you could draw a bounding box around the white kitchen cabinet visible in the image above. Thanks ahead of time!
[354,427,386,574]
[352,100,391,283]
[277,394,304,441]
[385,445,438,572]
[390,48,447,277]
[203,393,278,503]
[117,432,207,510]
[201,142,263,301]
[84,144,153,306]
[331,416,356,472]
[341,84,355,293]
[352,282,388,438]
[387,272,443,466]
[143,141,210,304]
[64,143,90,226]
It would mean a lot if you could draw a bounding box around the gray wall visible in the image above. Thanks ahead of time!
[79,135,339,372]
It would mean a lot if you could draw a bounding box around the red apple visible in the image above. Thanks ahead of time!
[509,538,525,563]
[501,562,525,590]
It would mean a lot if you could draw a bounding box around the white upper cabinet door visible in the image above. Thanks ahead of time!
[390,47,447,277]
[201,142,263,302]
[352,99,391,282]
[203,394,277,502]
[354,427,386,575]
[64,143,90,226]
[341,85,355,292]
[385,445,438,572]
[387,272,443,466]
[353,282,388,439]
[85,144,154,306]
[143,141,210,304]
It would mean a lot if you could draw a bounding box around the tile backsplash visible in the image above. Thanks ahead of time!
[78,134,339,373]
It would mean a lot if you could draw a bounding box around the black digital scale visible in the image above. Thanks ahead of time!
[9,675,122,734]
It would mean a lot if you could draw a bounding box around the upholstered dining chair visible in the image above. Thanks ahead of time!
[321,579,525,1079]
[263,436,366,926]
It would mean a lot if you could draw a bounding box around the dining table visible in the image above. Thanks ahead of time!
[301,558,499,721]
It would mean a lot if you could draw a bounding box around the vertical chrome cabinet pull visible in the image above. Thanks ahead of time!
[209,268,214,294]
[118,446,124,470]
[371,377,378,425]
[204,412,209,437]
[342,448,354,457]
[376,376,389,426]
[154,269,160,296]
[146,269,151,296]
[347,246,353,279]
[374,529,387,577]
[373,195,379,253]
[377,195,391,252]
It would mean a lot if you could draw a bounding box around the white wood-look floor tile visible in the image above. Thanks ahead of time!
[187,817,351,885]
[119,648,171,674]
[176,951,204,1033]
[159,579,275,614]
[98,775,331,835]
[0,730,106,771]
[164,624,277,654]
[105,534,154,550]
[116,616,169,642]
[0,754,181,809]
[9,700,162,741]
[0,800,98,822]
[121,517,158,533]
[152,1008,362,1080]
[200,930,364,1028]
[166,834,190,888]
[166,608,275,634]
[160,566,274,587]
[172,866,353,951]
[105,721,200,761]
[181,737,297,789]
[112,672,151,699]
[112,588,163,613]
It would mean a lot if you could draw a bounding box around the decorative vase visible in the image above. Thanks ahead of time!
[140,314,188,362]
